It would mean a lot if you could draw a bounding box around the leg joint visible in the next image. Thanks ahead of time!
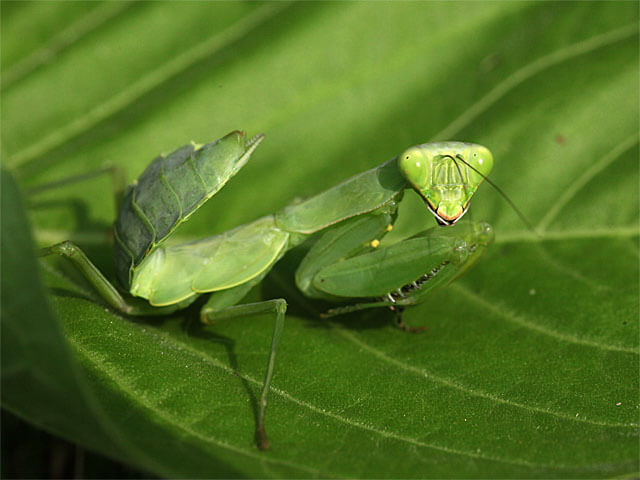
[273,298,287,315]
[52,240,81,258]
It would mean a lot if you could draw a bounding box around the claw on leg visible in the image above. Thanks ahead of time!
[393,306,427,333]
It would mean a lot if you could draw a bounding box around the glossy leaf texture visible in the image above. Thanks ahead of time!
[2,2,638,478]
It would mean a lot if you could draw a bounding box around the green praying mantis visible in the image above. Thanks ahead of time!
[40,130,500,450]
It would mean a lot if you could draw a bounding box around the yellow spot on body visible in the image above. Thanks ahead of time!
[370,239,380,248]
[386,224,393,232]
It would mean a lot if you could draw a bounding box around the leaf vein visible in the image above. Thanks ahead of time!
[537,134,639,231]
[114,321,614,470]
[9,3,288,169]
[451,283,639,355]
[68,337,322,476]
[432,23,639,140]
[1,2,133,89]
[336,328,637,428]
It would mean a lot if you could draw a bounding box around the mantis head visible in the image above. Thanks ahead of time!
[397,142,494,225]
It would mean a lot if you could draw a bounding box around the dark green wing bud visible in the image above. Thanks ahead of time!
[113,131,264,289]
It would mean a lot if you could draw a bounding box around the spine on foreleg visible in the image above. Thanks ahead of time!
[113,131,263,288]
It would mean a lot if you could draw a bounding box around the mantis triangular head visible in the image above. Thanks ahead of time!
[397,142,494,225]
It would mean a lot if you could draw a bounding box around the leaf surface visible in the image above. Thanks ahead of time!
[2,2,638,477]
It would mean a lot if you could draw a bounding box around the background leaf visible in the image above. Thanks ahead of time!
[2,2,638,478]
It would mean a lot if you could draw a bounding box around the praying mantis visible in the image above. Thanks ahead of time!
[40,130,497,450]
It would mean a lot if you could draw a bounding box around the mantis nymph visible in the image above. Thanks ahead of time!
[40,130,495,449]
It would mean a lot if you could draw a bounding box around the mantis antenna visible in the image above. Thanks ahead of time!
[453,153,537,234]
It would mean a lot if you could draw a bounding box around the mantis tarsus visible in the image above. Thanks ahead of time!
[40,130,496,450]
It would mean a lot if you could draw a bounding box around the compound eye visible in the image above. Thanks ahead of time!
[397,147,429,189]
[467,145,494,180]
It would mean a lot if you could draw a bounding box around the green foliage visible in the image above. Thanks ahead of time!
[2,2,638,477]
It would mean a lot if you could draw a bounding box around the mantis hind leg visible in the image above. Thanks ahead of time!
[200,296,286,451]
[40,241,187,316]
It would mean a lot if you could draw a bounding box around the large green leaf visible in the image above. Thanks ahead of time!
[2,2,638,477]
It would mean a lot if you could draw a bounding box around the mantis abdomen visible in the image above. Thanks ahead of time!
[113,131,264,288]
